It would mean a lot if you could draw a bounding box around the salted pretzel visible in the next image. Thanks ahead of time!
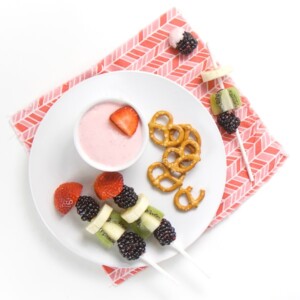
[147,110,205,212]
[148,111,184,147]
[150,110,174,126]
[162,139,200,174]
[170,124,202,147]
[147,162,185,192]
[174,186,206,211]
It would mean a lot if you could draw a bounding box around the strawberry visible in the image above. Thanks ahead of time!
[110,106,139,137]
[54,182,83,215]
[94,172,124,200]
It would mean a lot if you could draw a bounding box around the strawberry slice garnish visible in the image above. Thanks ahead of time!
[94,172,124,200]
[54,182,83,215]
[110,105,139,137]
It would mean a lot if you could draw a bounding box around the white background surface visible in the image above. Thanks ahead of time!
[0,0,299,299]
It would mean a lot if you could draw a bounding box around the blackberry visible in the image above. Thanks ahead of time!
[217,111,240,134]
[176,32,198,55]
[113,185,138,208]
[153,218,176,246]
[75,196,99,221]
[117,232,146,260]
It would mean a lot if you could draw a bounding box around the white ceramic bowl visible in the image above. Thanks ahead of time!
[74,98,148,171]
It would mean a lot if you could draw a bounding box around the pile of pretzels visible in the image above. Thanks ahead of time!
[147,111,205,212]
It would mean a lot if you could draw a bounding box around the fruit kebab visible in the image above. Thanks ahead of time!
[119,193,208,277]
[54,182,179,284]
[201,44,254,182]
[94,172,208,277]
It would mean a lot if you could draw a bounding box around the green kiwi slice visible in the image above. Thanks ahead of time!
[210,93,223,115]
[227,87,242,108]
[145,205,164,221]
[107,211,127,229]
[130,219,152,239]
[96,228,115,249]
[210,87,242,115]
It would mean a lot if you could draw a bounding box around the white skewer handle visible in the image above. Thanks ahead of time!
[140,254,180,285]
[206,43,254,182]
[236,129,254,181]
[171,242,210,278]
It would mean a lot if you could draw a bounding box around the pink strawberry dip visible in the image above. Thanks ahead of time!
[77,101,143,168]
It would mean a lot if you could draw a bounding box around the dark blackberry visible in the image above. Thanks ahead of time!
[75,196,99,221]
[117,232,146,260]
[176,32,198,55]
[113,185,138,208]
[217,111,240,134]
[153,218,176,246]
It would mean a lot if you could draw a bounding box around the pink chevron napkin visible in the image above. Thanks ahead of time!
[11,8,286,285]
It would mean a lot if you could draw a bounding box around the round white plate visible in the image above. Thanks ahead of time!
[29,71,226,268]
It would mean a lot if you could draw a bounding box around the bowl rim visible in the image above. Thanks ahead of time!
[73,97,149,172]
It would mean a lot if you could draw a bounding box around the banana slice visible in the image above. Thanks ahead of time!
[218,89,235,112]
[121,194,149,223]
[86,204,113,234]
[201,65,232,82]
[102,222,125,242]
[140,212,161,233]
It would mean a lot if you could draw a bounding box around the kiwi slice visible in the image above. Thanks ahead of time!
[145,205,164,221]
[228,87,242,108]
[210,87,241,115]
[108,211,128,229]
[96,228,115,249]
[108,211,122,224]
[130,219,152,239]
[210,93,222,115]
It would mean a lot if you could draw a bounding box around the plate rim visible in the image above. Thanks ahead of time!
[28,70,226,267]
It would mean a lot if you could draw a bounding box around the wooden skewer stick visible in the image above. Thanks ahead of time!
[206,43,254,182]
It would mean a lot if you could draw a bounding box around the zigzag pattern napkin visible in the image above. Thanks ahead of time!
[11,8,286,285]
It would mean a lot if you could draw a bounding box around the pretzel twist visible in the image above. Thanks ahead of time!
[147,110,205,212]
[162,140,201,174]
[148,111,184,147]
[147,162,185,192]
[170,124,202,147]
[174,186,206,211]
